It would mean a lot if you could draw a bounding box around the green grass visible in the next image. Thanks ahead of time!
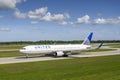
[0,55,120,80]
[105,43,120,48]
[0,44,26,57]
[0,51,23,57]
[0,45,26,50]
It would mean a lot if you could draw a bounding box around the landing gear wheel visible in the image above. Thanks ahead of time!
[63,54,68,57]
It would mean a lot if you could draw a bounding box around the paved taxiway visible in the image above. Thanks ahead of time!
[71,48,120,57]
[0,56,69,64]
[0,48,119,64]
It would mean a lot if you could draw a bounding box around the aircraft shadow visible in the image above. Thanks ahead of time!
[15,55,55,59]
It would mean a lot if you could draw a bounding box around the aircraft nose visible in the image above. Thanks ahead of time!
[19,49,24,53]
[19,48,26,53]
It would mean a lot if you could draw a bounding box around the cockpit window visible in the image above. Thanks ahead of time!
[21,48,26,50]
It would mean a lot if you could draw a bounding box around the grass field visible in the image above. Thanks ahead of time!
[0,51,23,57]
[0,55,120,80]
[105,43,120,48]
[0,45,26,50]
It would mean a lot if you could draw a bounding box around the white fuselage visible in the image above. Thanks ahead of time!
[20,44,91,54]
[19,32,93,57]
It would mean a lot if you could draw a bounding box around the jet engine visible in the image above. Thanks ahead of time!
[55,51,64,57]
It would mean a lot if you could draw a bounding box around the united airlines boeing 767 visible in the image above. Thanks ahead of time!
[20,32,93,57]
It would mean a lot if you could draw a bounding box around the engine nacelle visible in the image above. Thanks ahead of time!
[55,51,64,57]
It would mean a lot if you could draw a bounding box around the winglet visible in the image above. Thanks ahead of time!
[82,32,93,45]
[97,42,103,49]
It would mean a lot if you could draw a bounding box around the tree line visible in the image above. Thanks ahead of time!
[0,40,119,45]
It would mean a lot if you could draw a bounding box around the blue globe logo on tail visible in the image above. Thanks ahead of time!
[82,32,93,45]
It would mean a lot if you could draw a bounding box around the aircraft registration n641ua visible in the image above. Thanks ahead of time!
[20,32,93,58]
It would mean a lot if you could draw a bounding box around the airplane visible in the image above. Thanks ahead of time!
[20,32,93,58]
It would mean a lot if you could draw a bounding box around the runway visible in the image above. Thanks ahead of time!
[0,48,120,65]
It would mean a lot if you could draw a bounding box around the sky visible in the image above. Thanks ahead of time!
[0,0,120,42]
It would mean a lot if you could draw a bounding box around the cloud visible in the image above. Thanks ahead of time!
[28,14,40,19]
[13,5,120,26]
[76,15,90,24]
[14,7,49,20]
[42,12,70,22]
[52,13,70,22]
[60,21,68,25]
[32,27,41,30]
[0,15,4,18]
[59,21,74,25]
[13,7,120,26]
[93,18,106,24]
[13,7,70,25]
[28,7,48,19]
[94,17,120,25]
[28,7,48,15]
[76,15,120,25]
[31,21,39,24]
[14,10,26,19]
[0,28,11,32]
[41,12,70,25]
[41,12,52,21]
[0,0,26,10]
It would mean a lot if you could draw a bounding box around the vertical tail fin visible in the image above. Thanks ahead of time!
[82,32,93,45]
